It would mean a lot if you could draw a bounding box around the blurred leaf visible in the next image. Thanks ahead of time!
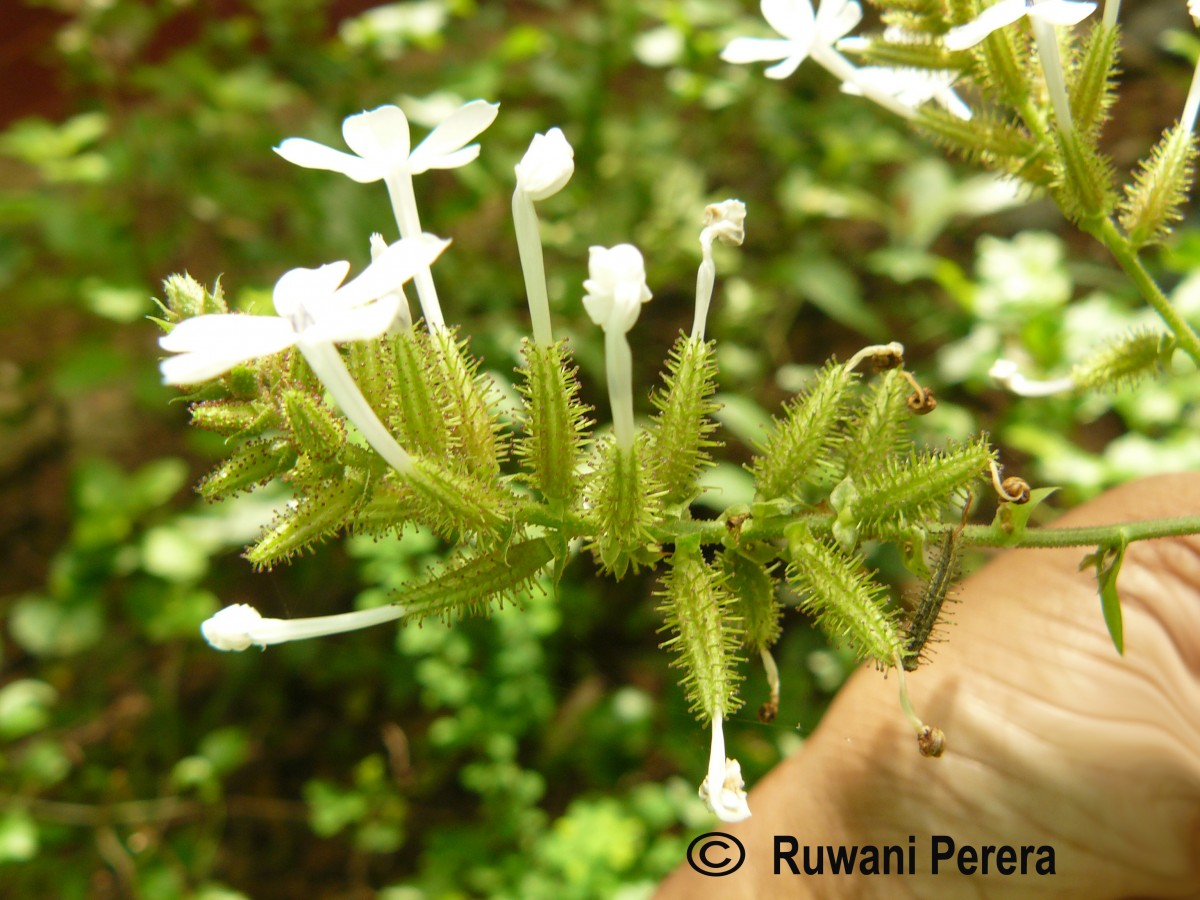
[15,740,73,789]
[305,780,369,837]
[793,257,886,338]
[8,595,104,658]
[82,279,149,323]
[0,810,38,863]
[0,680,58,741]
[140,525,210,582]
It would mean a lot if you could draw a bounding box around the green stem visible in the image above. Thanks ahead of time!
[1097,217,1200,365]
[961,515,1200,549]
[518,502,1200,555]
[644,510,1200,552]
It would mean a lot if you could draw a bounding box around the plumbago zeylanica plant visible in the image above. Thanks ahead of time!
[153,0,1200,825]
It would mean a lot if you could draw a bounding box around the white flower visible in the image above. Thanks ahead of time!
[202,602,407,652]
[161,235,447,474]
[698,713,752,823]
[1192,0,1200,27]
[943,0,1096,52]
[843,67,972,120]
[515,127,575,201]
[159,235,447,384]
[582,244,653,335]
[274,101,499,182]
[721,0,862,80]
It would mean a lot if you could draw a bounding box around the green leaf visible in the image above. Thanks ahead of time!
[1081,539,1127,655]
[990,486,1060,546]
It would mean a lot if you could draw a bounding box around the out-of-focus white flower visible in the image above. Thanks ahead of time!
[989,358,1075,396]
[943,0,1096,52]
[698,713,752,823]
[275,101,499,181]
[843,67,972,120]
[202,602,407,652]
[582,245,653,335]
[583,244,652,451]
[515,127,575,201]
[722,0,920,118]
[721,0,862,80]
[1191,0,1200,26]
[275,101,499,330]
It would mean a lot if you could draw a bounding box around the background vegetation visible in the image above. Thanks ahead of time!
[1,0,1197,896]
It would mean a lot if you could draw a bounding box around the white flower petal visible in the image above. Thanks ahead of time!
[764,52,809,79]
[410,144,482,175]
[159,313,296,356]
[333,235,449,309]
[1028,0,1096,27]
[273,138,384,183]
[342,105,411,161]
[943,0,1026,51]
[761,0,815,41]
[160,350,247,385]
[582,244,652,334]
[159,315,297,384]
[408,100,499,173]
[273,261,352,319]
[721,36,795,65]
[302,293,403,344]
[201,603,264,651]
[816,0,863,43]
[515,127,575,200]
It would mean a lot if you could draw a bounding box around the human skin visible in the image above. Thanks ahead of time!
[656,473,1200,898]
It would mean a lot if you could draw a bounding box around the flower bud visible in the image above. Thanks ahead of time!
[514,127,575,201]
[582,244,652,335]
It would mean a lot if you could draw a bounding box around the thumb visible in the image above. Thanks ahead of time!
[657,472,1200,898]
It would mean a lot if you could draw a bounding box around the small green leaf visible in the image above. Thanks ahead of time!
[1081,539,1127,655]
[991,486,1060,545]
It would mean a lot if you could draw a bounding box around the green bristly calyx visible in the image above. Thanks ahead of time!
[515,339,591,508]
[785,522,905,668]
[657,536,743,723]
[647,335,721,507]
[749,361,857,501]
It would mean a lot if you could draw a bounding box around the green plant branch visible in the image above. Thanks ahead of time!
[1096,216,1200,365]
[534,507,1200,555]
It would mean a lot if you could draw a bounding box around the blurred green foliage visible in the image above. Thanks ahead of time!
[1,0,1196,896]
